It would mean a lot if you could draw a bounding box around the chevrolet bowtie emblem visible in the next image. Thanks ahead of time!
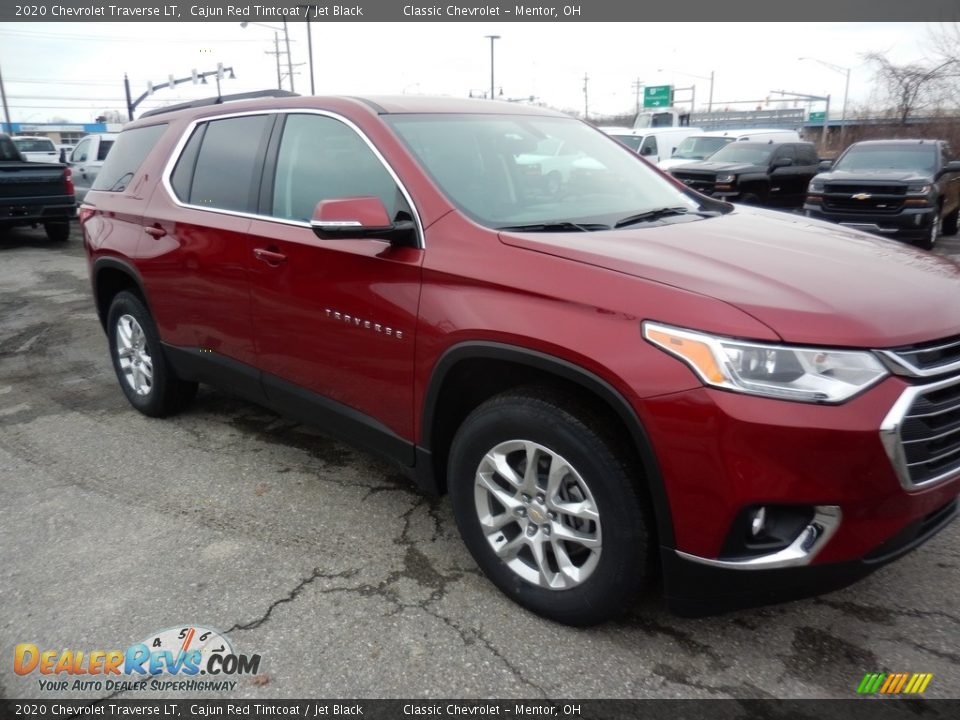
[852,192,872,200]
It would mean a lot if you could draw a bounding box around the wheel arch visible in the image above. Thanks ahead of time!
[91,257,151,332]
[418,341,676,547]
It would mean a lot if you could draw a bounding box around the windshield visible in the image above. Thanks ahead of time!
[833,145,937,173]
[707,143,774,165]
[673,136,732,160]
[385,114,702,229]
[609,134,642,151]
[13,138,55,153]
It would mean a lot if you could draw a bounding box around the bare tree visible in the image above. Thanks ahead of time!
[863,52,956,125]
[929,22,960,66]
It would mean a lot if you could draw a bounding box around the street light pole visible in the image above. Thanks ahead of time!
[484,35,500,100]
[0,61,12,133]
[798,57,851,149]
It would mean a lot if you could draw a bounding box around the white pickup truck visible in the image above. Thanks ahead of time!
[67,133,117,202]
[11,136,60,164]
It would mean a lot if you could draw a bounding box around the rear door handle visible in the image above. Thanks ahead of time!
[144,224,167,238]
[253,247,287,266]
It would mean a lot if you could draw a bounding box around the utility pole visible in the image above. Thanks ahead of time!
[583,72,589,120]
[484,35,500,102]
[0,62,11,134]
[631,77,643,115]
[282,19,294,93]
[265,33,283,90]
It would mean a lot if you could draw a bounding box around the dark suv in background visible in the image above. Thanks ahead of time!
[804,139,960,249]
[668,141,820,208]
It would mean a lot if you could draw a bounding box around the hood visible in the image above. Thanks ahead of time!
[499,208,960,348]
[817,169,932,184]
[670,161,760,175]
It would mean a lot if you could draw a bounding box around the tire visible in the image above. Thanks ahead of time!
[106,291,197,417]
[448,389,652,626]
[44,221,70,243]
[916,212,940,251]
[738,193,761,206]
[943,206,958,236]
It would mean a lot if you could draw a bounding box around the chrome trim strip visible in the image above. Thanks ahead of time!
[877,348,960,379]
[159,108,425,249]
[880,372,960,491]
[675,505,842,570]
[310,220,363,228]
[838,222,899,234]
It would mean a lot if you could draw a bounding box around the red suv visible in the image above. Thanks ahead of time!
[81,93,960,625]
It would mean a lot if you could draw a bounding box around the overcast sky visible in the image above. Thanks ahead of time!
[0,21,937,124]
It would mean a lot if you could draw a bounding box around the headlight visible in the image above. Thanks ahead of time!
[808,180,825,193]
[643,322,888,403]
[715,174,736,184]
[906,183,932,195]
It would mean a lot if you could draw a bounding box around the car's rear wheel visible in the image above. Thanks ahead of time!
[44,221,70,242]
[448,390,652,626]
[106,291,197,417]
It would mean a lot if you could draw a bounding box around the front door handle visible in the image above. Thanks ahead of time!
[144,224,166,238]
[253,247,287,266]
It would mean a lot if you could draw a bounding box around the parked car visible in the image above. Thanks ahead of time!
[804,139,960,250]
[602,127,703,166]
[668,141,821,208]
[0,133,75,241]
[80,94,960,625]
[659,128,802,171]
[68,133,117,202]
[11,136,59,163]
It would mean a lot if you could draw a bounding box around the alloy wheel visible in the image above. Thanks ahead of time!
[115,314,153,396]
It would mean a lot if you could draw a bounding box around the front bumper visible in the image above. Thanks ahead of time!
[803,203,937,242]
[638,379,960,613]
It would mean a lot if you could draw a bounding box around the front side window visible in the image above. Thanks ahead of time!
[610,134,642,151]
[92,126,166,193]
[640,135,658,157]
[71,138,92,163]
[386,113,703,229]
[270,113,405,222]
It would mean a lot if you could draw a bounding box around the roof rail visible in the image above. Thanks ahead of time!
[138,90,300,119]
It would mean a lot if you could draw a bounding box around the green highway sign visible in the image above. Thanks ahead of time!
[809,111,826,122]
[643,85,672,108]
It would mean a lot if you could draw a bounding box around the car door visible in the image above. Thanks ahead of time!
[768,145,800,207]
[246,112,423,452]
[139,113,272,399]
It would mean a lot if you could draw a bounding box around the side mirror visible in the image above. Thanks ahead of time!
[310,197,417,246]
[935,160,960,178]
[818,159,833,171]
[771,157,793,168]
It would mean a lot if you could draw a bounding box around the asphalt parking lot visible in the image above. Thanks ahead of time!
[1,222,959,701]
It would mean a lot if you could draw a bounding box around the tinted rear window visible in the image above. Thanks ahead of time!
[92,127,166,192]
[13,138,55,152]
[183,115,271,213]
[97,140,115,161]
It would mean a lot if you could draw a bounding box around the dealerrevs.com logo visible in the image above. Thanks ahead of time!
[14,625,261,693]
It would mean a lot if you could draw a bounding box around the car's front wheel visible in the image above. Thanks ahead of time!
[448,390,652,626]
[106,291,197,417]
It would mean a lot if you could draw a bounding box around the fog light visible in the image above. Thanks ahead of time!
[750,507,767,537]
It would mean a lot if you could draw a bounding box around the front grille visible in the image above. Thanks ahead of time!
[671,172,715,193]
[887,335,960,374]
[885,375,960,488]
[826,184,906,196]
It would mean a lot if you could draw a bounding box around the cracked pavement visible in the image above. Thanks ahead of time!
[1,224,958,700]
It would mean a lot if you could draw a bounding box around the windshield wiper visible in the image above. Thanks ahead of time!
[497,221,609,232]
[614,206,695,228]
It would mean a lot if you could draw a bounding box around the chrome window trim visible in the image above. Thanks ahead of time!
[675,505,842,570]
[876,348,960,379]
[160,108,425,249]
[880,373,960,491]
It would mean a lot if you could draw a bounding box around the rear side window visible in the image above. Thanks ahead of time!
[174,115,271,213]
[97,140,115,161]
[92,126,166,192]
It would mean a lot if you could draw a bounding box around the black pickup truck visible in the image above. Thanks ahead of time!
[668,141,821,208]
[1,133,76,242]
[804,139,960,250]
